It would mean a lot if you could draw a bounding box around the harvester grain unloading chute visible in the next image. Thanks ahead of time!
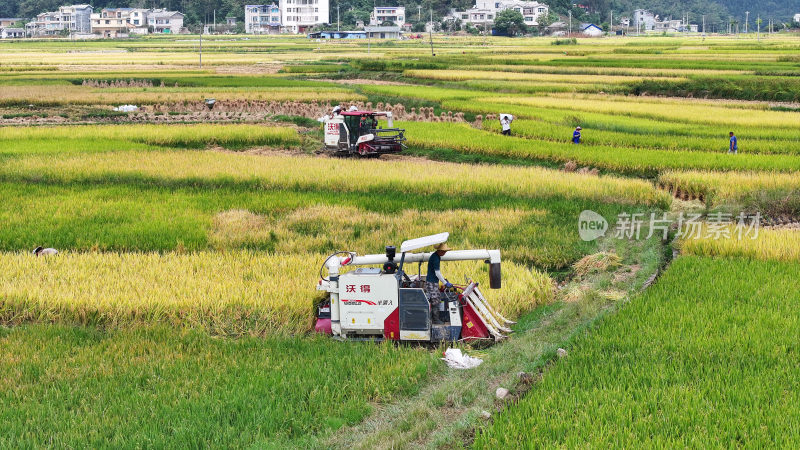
[314,233,515,343]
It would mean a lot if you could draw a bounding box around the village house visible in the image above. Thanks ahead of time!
[581,23,603,36]
[370,7,405,26]
[1,28,26,39]
[281,0,330,33]
[91,8,135,38]
[364,25,403,39]
[633,9,656,31]
[245,4,282,34]
[27,4,93,36]
[147,10,185,34]
[448,1,549,29]
[0,18,23,28]
[246,1,330,34]
[634,9,697,33]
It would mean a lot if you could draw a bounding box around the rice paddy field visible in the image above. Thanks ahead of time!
[1,33,799,447]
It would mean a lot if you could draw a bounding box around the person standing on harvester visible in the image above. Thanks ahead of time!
[500,114,513,136]
[572,126,582,144]
[729,131,738,154]
[426,242,452,324]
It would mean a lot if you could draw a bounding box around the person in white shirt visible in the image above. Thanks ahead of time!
[33,246,58,256]
[500,114,513,136]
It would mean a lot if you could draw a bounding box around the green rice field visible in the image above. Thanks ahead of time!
[1,32,799,448]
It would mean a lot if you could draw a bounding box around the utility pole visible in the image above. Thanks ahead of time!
[745,11,749,33]
[337,5,340,31]
[568,10,572,37]
[213,9,216,32]
[199,27,202,68]
[702,15,705,39]
[610,10,613,35]
[429,8,435,56]
[757,15,761,41]
[418,5,421,22]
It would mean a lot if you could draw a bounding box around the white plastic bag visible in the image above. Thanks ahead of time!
[442,348,483,369]
[113,105,139,112]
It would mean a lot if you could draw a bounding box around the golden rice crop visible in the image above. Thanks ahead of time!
[659,170,800,204]
[680,228,800,263]
[403,69,678,84]
[0,51,366,66]
[0,85,362,105]
[0,122,295,140]
[463,64,749,78]
[210,205,537,262]
[2,150,669,207]
[492,95,800,129]
[0,251,552,335]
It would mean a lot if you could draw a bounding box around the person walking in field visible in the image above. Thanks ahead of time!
[729,131,738,154]
[500,114,513,136]
[572,126,582,144]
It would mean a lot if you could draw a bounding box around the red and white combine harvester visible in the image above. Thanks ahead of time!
[315,233,514,342]
[323,110,406,157]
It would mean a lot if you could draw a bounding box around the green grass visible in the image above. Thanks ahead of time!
[475,256,800,448]
[0,177,636,270]
[0,124,300,155]
[0,325,437,448]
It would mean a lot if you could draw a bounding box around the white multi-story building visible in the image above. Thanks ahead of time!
[60,4,92,33]
[450,1,549,28]
[633,9,656,31]
[90,8,181,37]
[91,8,135,38]
[282,0,330,33]
[245,4,282,34]
[370,6,405,26]
[147,10,185,34]
[128,9,150,33]
[794,13,800,23]
[27,4,93,36]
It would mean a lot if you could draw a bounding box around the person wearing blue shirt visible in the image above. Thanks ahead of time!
[729,131,738,154]
[572,126,582,144]
[426,242,452,324]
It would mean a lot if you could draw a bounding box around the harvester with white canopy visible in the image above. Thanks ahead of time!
[315,233,514,342]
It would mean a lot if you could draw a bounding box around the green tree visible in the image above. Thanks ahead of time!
[493,9,527,36]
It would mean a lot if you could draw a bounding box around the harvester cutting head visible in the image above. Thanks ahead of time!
[314,233,514,343]
[323,110,406,157]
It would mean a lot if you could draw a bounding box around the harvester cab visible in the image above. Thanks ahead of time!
[315,233,515,343]
[323,110,406,157]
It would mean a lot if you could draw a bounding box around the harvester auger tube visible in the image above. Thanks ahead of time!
[315,233,509,343]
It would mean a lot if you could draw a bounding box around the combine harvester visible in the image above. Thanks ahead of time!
[315,233,514,342]
[323,109,406,157]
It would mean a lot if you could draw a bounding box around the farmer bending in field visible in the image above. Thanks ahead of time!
[729,131,738,154]
[426,243,453,324]
[572,126,582,144]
